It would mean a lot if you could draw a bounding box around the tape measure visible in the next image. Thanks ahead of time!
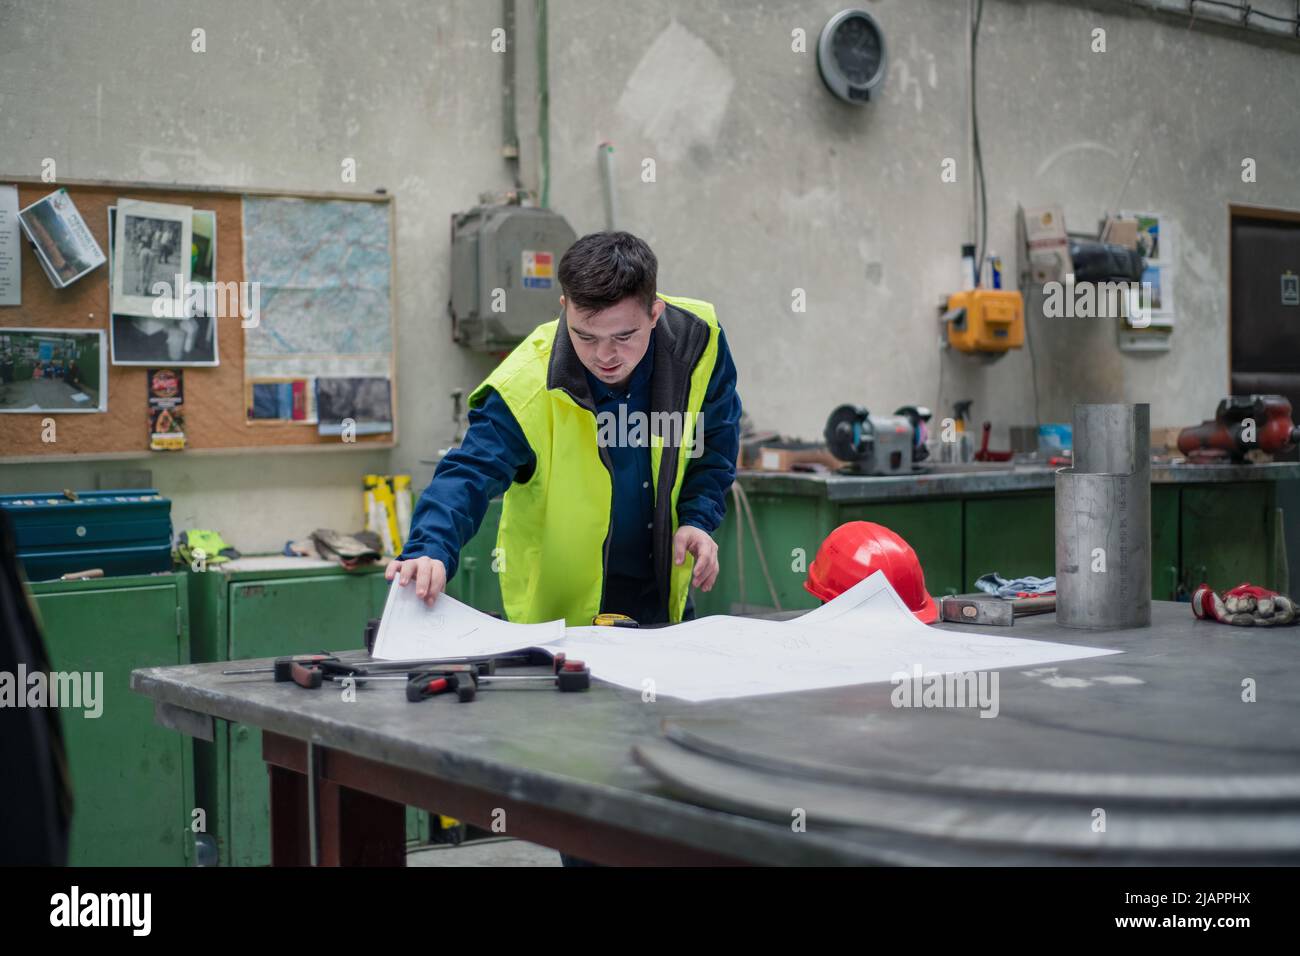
[592,612,639,628]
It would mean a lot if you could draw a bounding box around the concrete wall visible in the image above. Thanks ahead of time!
[0,0,511,549]
[2,0,1298,553]
[547,0,1300,437]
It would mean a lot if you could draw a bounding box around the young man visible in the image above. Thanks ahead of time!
[386,231,742,627]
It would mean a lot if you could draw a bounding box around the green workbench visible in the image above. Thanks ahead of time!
[186,557,429,865]
[438,464,1298,620]
[696,463,1298,616]
[27,571,194,866]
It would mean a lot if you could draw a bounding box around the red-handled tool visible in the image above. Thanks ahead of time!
[405,669,477,703]
[223,654,365,689]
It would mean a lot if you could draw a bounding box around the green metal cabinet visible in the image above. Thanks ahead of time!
[1150,485,1181,600]
[1180,483,1285,593]
[962,494,1055,588]
[187,561,424,866]
[698,494,964,616]
[444,499,505,617]
[27,572,193,866]
[825,500,965,598]
[700,492,825,617]
[695,478,1274,616]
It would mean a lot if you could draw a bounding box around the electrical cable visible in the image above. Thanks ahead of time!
[536,0,551,208]
[971,0,1040,424]
[971,0,988,286]
[736,481,782,612]
[1134,0,1300,36]
[732,485,746,615]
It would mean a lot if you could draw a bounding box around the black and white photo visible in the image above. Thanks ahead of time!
[111,198,191,318]
[107,206,220,366]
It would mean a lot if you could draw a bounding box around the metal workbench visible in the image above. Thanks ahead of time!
[735,460,1300,502]
[130,601,1300,866]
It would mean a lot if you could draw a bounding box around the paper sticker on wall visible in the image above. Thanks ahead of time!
[148,368,186,451]
[246,376,317,423]
[522,250,554,289]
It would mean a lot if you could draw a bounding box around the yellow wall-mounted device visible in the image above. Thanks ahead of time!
[944,289,1024,353]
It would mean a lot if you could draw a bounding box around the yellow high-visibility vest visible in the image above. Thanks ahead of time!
[468,294,721,625]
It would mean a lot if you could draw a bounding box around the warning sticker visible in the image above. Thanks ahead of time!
[522,250,554,289]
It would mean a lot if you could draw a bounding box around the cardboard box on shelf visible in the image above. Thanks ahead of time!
[754,443,843,473]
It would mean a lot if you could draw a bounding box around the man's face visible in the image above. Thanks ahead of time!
[563,295,664,389]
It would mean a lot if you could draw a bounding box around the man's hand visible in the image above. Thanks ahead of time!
[384,556,448,608]
[673,525,719,592]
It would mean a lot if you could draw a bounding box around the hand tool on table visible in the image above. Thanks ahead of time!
[1177,394,1300,463]
[222,654,367,688]
[973,422,1013,462]
[360,648,568,675]
[593,612,639,627]
[941,593,1056,626]
[404,666,479,703]
[474,658,592,693]
[222,647,559,689]
[402,656,592,702]
[59,568,105,581]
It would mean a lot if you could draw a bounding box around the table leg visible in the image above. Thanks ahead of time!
[269,764,310,866]
[266,738,406,867]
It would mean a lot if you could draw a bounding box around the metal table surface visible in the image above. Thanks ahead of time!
[130,601,1300,865]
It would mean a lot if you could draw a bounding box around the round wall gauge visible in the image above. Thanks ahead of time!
[817,9,888,105]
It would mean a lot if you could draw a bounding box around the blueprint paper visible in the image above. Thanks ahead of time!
[551,572,1118,701]
[372,572,1118,702]
[372,578,563,661]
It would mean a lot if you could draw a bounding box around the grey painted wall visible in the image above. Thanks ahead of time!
[1,0,1297,554]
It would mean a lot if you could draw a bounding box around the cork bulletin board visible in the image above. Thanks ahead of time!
[0,178,396,462]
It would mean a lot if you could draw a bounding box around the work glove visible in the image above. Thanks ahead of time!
[1192,582,1298,626]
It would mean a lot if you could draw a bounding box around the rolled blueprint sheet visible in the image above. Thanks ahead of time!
[1055,404,1151,629]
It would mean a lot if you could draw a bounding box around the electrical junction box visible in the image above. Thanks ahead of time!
[945,289,1025,353]
[450,204,577,351]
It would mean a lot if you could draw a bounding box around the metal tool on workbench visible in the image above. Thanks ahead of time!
[593,612,639,627]
[222,654,366,688]
[940,594,1056,626]
[405,666,479,703]
[402,655,591,702]
[823,404,916,476]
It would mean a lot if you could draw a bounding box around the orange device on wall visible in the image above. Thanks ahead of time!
[944,289,1024,353]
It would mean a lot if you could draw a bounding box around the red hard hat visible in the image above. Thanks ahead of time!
[804,521,938,624]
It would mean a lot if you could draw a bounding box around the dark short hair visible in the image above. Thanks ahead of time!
[558,231,658,314]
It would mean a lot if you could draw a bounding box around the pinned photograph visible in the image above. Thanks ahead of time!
[1141,264,1175,316]
[17,188,106,289]
[111,314,218,366]
[111,198,192,318]
[316,376,392,436]
[189,209,216,316]
[1120,210,1176,267]
[246,376,317,423]
[0,327,107,413]
[108,206,218,366]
